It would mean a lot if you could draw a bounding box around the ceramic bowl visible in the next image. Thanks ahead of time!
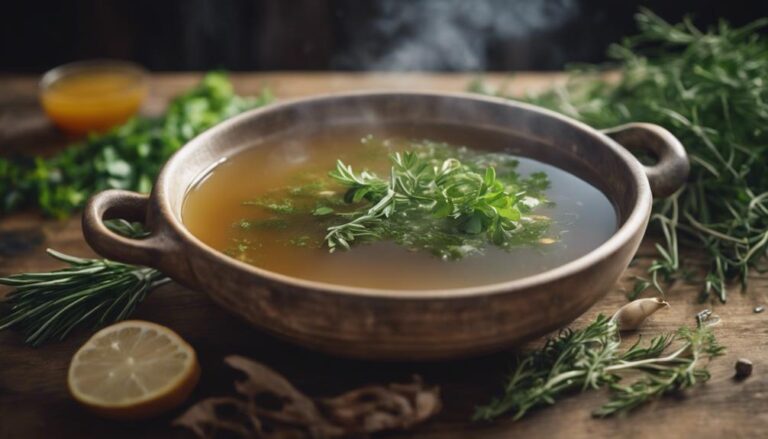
[83,92,688,360]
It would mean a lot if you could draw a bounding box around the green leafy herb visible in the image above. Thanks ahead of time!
[473,9,768,302]
[234,140,553,259]
[325,148,551,256]
[474,314,724,421]
[0,248,169,346]
[0,72,272,218]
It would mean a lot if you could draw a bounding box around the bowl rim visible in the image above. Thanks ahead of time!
[156,90,652,299]
[39,59,148,97]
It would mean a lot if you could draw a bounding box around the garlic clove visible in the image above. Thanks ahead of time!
[611,298,670,331]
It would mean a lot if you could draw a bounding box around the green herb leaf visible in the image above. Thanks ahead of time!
[325,148,551,255]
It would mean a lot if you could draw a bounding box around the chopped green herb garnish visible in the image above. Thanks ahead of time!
[288,180,327,197]
[237,218,289,230]
[242,198,295,214]
[289,235,314,247]
[225,238,258,262]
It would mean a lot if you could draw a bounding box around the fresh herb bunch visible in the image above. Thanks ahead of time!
[474,314,724,421]
[0,248,169,346]
[326,151,544,254]
[472,9,768,302]
[238,140,553,259]
[0,72,272,217]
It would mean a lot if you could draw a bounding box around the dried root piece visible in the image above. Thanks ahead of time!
[611,297,669,331]
[174,397,262,438]
[174,356,441,439]
[319,376,441,434]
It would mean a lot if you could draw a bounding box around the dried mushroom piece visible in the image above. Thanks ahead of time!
[174,355,441,439]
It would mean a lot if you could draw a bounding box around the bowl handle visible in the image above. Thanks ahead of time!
[602,123,689,198]
[82,189,177,269]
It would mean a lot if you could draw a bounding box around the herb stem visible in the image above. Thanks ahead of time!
[605,344,689,372]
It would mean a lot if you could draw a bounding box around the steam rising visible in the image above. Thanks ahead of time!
[334,0,579,71]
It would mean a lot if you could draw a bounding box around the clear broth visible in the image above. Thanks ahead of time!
[182,124,617,290]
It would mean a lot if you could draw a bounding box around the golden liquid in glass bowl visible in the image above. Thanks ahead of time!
[40,61,147,135]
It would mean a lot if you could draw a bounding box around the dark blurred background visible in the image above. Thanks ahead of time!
[1,0,764,73]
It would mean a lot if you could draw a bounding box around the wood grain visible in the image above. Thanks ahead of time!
[2,73,767,439]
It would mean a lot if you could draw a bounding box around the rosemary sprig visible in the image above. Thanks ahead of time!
[473,9,768,301]
[474,315,724,421]
[0,248,169,346]
[1,219,164,345]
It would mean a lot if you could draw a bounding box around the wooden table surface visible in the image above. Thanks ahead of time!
[1,73,767,439]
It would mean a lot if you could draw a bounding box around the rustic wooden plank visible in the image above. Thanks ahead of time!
[1,73,766,439]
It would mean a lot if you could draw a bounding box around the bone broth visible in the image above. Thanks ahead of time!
[182,124,617,289]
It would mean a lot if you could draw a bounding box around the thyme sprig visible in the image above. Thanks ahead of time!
[474,315,724,421]
[472,9,768,301]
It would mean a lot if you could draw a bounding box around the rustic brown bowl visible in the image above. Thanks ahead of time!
[82,92,688,360]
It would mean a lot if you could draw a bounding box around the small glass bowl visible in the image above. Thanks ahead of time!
[40,60,148,135]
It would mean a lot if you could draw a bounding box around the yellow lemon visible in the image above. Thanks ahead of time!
[67,320,200,420]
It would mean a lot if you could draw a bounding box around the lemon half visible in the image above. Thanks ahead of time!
[67,320,200,420]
